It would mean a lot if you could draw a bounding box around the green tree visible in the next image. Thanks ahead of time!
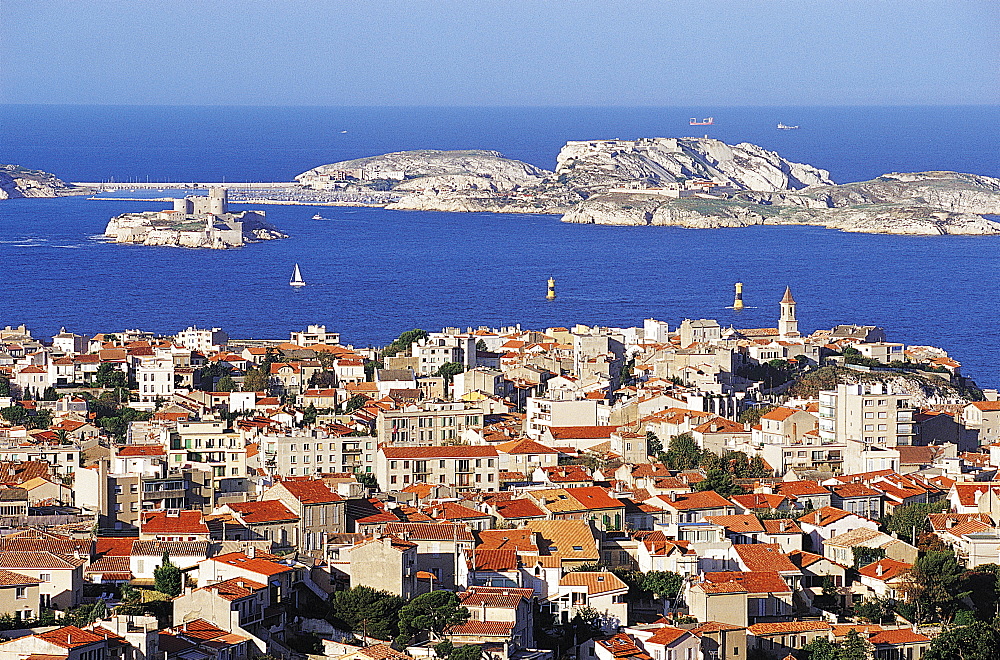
[433,362,466,384]
[243,368,269,392]
[475,339,488,352]
[450,645,484,660]
[382,329,428,358]
[646,431,664,458]
[855,597,895,623]
[197,363,232,391]
[42,387,58,401]
[344,394,369,413]
[216,375,237,392]
[326,585,404,641]
[356,472,378,490]
[738,405,776,426]
[839,629,873,660]
[852,546,886,569]
[883,500,948,539]
[153,551,182,597]
[800,636,839,660]
[695,467,745,497]
[31,409,53,430]
[924,621,1000,660]
[396,590,469,645]
[309,370,338,388]
[95,363,128,389]
[902,549,972,623]
[0,406,27,426]
[0,378,9,397]
[642,571,683,600]
[302,403,318,426]
[663,433,702,471]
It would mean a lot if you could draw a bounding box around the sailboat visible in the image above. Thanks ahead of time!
[289,263,306,287]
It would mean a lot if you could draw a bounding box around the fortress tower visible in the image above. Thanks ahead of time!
[208,187,228,215]
[778,286,799,338]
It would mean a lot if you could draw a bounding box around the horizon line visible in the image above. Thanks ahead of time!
[2,102,999,109]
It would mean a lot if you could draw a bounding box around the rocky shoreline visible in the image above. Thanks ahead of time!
[0,164,92,200]
[296,140,1000,235]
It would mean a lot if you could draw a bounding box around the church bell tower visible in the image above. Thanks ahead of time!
[779,286,799,338]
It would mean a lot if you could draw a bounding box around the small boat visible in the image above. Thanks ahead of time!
[290,263,306,287]
[777,123,799,130]
[690,117,714,125]
[311,213,324,220]
[340,130,348,134]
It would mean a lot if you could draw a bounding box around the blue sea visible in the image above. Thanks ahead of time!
[1,105,998,386]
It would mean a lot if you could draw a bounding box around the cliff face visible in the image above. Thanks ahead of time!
[0,164,85,199]
[299,149,550,192]
[564,172,1000,235]
[554,137,833,195]
[296,143,1000,235]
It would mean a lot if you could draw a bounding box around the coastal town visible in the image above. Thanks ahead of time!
[0,291,994,660]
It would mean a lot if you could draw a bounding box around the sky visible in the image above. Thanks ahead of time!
[1,0,997,106]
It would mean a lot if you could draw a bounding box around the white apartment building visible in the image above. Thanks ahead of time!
[525,396,610,439]
[411,335,477,375]
[261,431,377,477]
[134,354,174,403]
[171,421,250,504]
[376,445,500,492]
[376,402,486,445]
[819,383,916,448]
[291,324,341,347]
[175,326,229,353]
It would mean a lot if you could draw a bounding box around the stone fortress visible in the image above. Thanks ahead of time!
[104,188,287,249]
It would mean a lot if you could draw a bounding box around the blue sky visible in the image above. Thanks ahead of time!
[2,0,997,106]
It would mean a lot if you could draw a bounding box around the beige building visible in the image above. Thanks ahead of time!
[376,445,499,492]
[0,551,84,611]
[345,536,417,598]
[376,402,486,445]
[819,382,916,449]
[260,478,346,552]
[0,569,40,620]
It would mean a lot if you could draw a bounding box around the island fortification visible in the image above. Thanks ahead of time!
[103,188,287,249]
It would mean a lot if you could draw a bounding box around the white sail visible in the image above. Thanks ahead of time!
[290,263,306,287]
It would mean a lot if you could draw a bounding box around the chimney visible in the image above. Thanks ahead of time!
[876,563,884,577]
[247,545,256,559]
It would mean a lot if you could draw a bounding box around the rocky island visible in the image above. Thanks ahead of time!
[103,188,287,249]
[295,138,1000,235]
[0,164,92,199]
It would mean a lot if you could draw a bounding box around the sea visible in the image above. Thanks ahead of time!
[1,105,998,387]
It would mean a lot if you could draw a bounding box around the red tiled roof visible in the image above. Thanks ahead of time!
[493,498,546,519]
[733,543,798,573]
[702,571,791,594]
[117,445,165,457]
[36,627,105,649]
[547,426,617,440]
[868,629,930,644]
[382,446,498,458]
[646,626,691,645]
[210,552,292,577]
[858,558,912,582]
[228,500,298,524]
[200,577,267,600]
[659,490,733,511]
[748,621,832,635]
[469,549,518,572]
[448,620,514,636]
[141,510,209,535]
[278,478,343,504]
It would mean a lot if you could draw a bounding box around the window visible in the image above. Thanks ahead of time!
[39,573,50,582]
[15,587,25,599]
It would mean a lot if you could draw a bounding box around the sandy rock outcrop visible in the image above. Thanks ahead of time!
[0,164,87,199]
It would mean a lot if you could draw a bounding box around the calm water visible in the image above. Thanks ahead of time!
[0,105,998,386]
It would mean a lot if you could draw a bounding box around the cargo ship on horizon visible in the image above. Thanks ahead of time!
[689,117,714,125]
